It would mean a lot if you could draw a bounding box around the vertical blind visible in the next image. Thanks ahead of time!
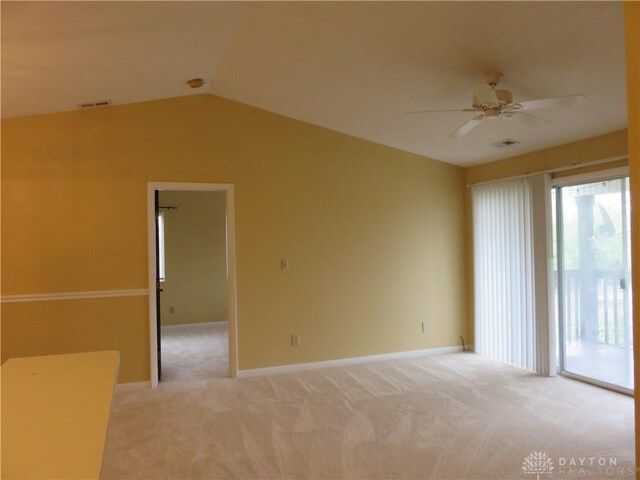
[472,178,537,371]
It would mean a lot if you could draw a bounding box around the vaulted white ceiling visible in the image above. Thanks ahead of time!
[1,1,627,166]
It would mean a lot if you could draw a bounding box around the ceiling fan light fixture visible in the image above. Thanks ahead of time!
[473,89,512,110]
[495,89,512,104]
[473,86,499,107]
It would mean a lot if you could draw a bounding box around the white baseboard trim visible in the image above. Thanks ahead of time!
[1,289,149,303]
[238,345,470,378]
[161,320,228,330]
[116,381,151,393]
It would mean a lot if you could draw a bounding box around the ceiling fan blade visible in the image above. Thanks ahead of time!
[407,108,477,114]
[518,94,586,111]
[449,115,484,138]
[512,111,551,128]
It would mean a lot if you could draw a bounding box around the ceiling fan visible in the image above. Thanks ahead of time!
[409,72,586,138]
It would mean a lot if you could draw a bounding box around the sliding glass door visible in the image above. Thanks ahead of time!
[554,176,633,391]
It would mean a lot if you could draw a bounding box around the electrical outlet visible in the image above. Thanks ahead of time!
[291,334,301,347]
[169,306,175,314]
[421,321,428,334]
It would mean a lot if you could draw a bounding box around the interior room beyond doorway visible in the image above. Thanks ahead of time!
[158,190,229,383]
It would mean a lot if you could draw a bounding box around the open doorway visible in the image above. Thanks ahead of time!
[147,183,238,387]
[158,190,227,383]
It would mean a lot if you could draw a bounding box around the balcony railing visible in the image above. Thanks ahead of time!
[557,269,632,347]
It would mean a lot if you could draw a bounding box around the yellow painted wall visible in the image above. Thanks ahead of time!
[1,297,148,383]
[1,94,467,381]
[623,1,639,474]
[159,190,227,326]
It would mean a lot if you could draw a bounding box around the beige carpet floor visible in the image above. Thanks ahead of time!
[102,323,635,479]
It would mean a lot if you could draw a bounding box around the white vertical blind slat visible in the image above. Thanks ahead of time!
[473,178,537,372]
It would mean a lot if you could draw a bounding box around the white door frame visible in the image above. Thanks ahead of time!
[147,182,238,387]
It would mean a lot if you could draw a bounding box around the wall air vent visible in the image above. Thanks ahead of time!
[491,138,521,148]
[78,100,112,109]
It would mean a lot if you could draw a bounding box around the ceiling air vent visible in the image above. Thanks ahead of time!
[491,138,521,148]
[78,100,112,109]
